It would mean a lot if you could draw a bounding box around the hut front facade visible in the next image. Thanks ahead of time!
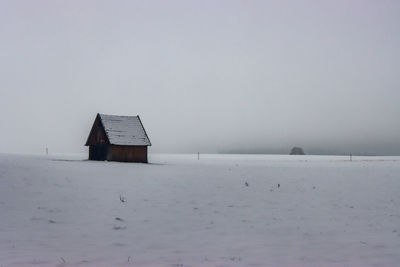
[85,113,151,163]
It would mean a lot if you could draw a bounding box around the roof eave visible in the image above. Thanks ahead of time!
[137,115,152,146]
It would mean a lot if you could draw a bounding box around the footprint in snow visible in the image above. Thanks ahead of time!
[113,226,127,230]
[119,195,127,203]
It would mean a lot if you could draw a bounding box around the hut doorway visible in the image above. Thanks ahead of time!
[89,144,109,161]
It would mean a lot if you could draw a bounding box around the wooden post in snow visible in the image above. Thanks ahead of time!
[46,146,48,155]
[350,154,352,161]
[198,152,200,160]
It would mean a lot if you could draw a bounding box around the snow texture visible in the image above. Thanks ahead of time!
[99,114,151,146]
[0,153,400,266]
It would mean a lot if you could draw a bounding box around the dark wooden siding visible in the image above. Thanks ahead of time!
[86,115,109,146]
[110,145,148,163]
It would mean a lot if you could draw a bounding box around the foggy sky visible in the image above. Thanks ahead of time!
[1,0,399,155]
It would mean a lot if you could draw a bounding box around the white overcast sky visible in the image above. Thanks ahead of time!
[1,0,399,155]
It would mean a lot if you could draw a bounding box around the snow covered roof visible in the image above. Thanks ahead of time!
[98,114,151,146]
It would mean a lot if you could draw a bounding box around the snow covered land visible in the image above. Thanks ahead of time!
[0,153,399,266]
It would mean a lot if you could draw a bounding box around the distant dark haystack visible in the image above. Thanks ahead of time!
[290,147,305,155]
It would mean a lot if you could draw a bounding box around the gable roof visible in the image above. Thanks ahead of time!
[97,113,151,146]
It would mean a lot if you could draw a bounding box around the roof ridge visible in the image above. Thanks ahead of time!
[99,113,138,118]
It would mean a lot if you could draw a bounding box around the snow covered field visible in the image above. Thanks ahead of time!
[0,153,399,266]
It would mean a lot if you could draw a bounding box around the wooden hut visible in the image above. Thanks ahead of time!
[85,113,151,163]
